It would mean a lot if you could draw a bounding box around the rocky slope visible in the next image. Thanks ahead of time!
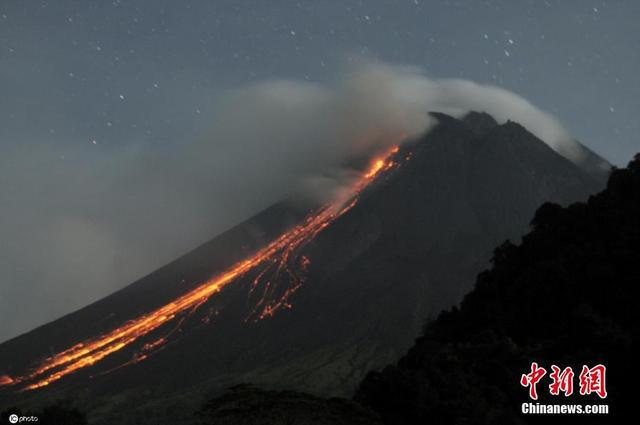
[196,152,636,425]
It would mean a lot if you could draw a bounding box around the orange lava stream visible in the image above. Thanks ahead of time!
[3,146,400,391]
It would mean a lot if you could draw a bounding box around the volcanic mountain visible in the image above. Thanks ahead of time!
[0,112,608,424]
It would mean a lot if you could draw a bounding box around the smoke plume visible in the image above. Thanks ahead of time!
[0,61,580,342]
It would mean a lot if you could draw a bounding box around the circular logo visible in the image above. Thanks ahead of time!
[8,414,18,424]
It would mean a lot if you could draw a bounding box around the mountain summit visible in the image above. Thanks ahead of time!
[0,112,608,424]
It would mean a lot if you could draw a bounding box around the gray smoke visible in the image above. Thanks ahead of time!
[0,62,579,342]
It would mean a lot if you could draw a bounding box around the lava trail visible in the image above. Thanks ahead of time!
[2,146,400,391]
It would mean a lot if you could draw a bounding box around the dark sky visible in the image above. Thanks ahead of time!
[0,0,638,342]
[1,0,637,163]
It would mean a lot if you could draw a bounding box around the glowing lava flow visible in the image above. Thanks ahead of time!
[2,146,400,391]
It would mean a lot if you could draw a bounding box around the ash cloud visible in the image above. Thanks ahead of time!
[0,62,579,342]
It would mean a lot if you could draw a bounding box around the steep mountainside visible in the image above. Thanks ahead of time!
[195,151,635,425]
[0,112,607,424]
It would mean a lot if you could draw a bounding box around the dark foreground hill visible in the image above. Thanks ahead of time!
[0,112,607,424]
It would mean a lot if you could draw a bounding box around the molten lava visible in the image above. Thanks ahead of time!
[1,146,401,391]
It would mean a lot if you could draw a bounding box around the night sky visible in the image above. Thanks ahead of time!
[1,0,638,341]
[2,0,638,162]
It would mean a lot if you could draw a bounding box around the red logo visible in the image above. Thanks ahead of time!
[521,363,607,399]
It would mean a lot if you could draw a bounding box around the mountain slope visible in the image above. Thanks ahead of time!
[355,153,638,425]
[0,112,607,424]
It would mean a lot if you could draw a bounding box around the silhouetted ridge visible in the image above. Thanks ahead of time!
[197,385,380,425]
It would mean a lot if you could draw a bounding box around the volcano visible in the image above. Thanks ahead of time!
[0,112,608,424]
